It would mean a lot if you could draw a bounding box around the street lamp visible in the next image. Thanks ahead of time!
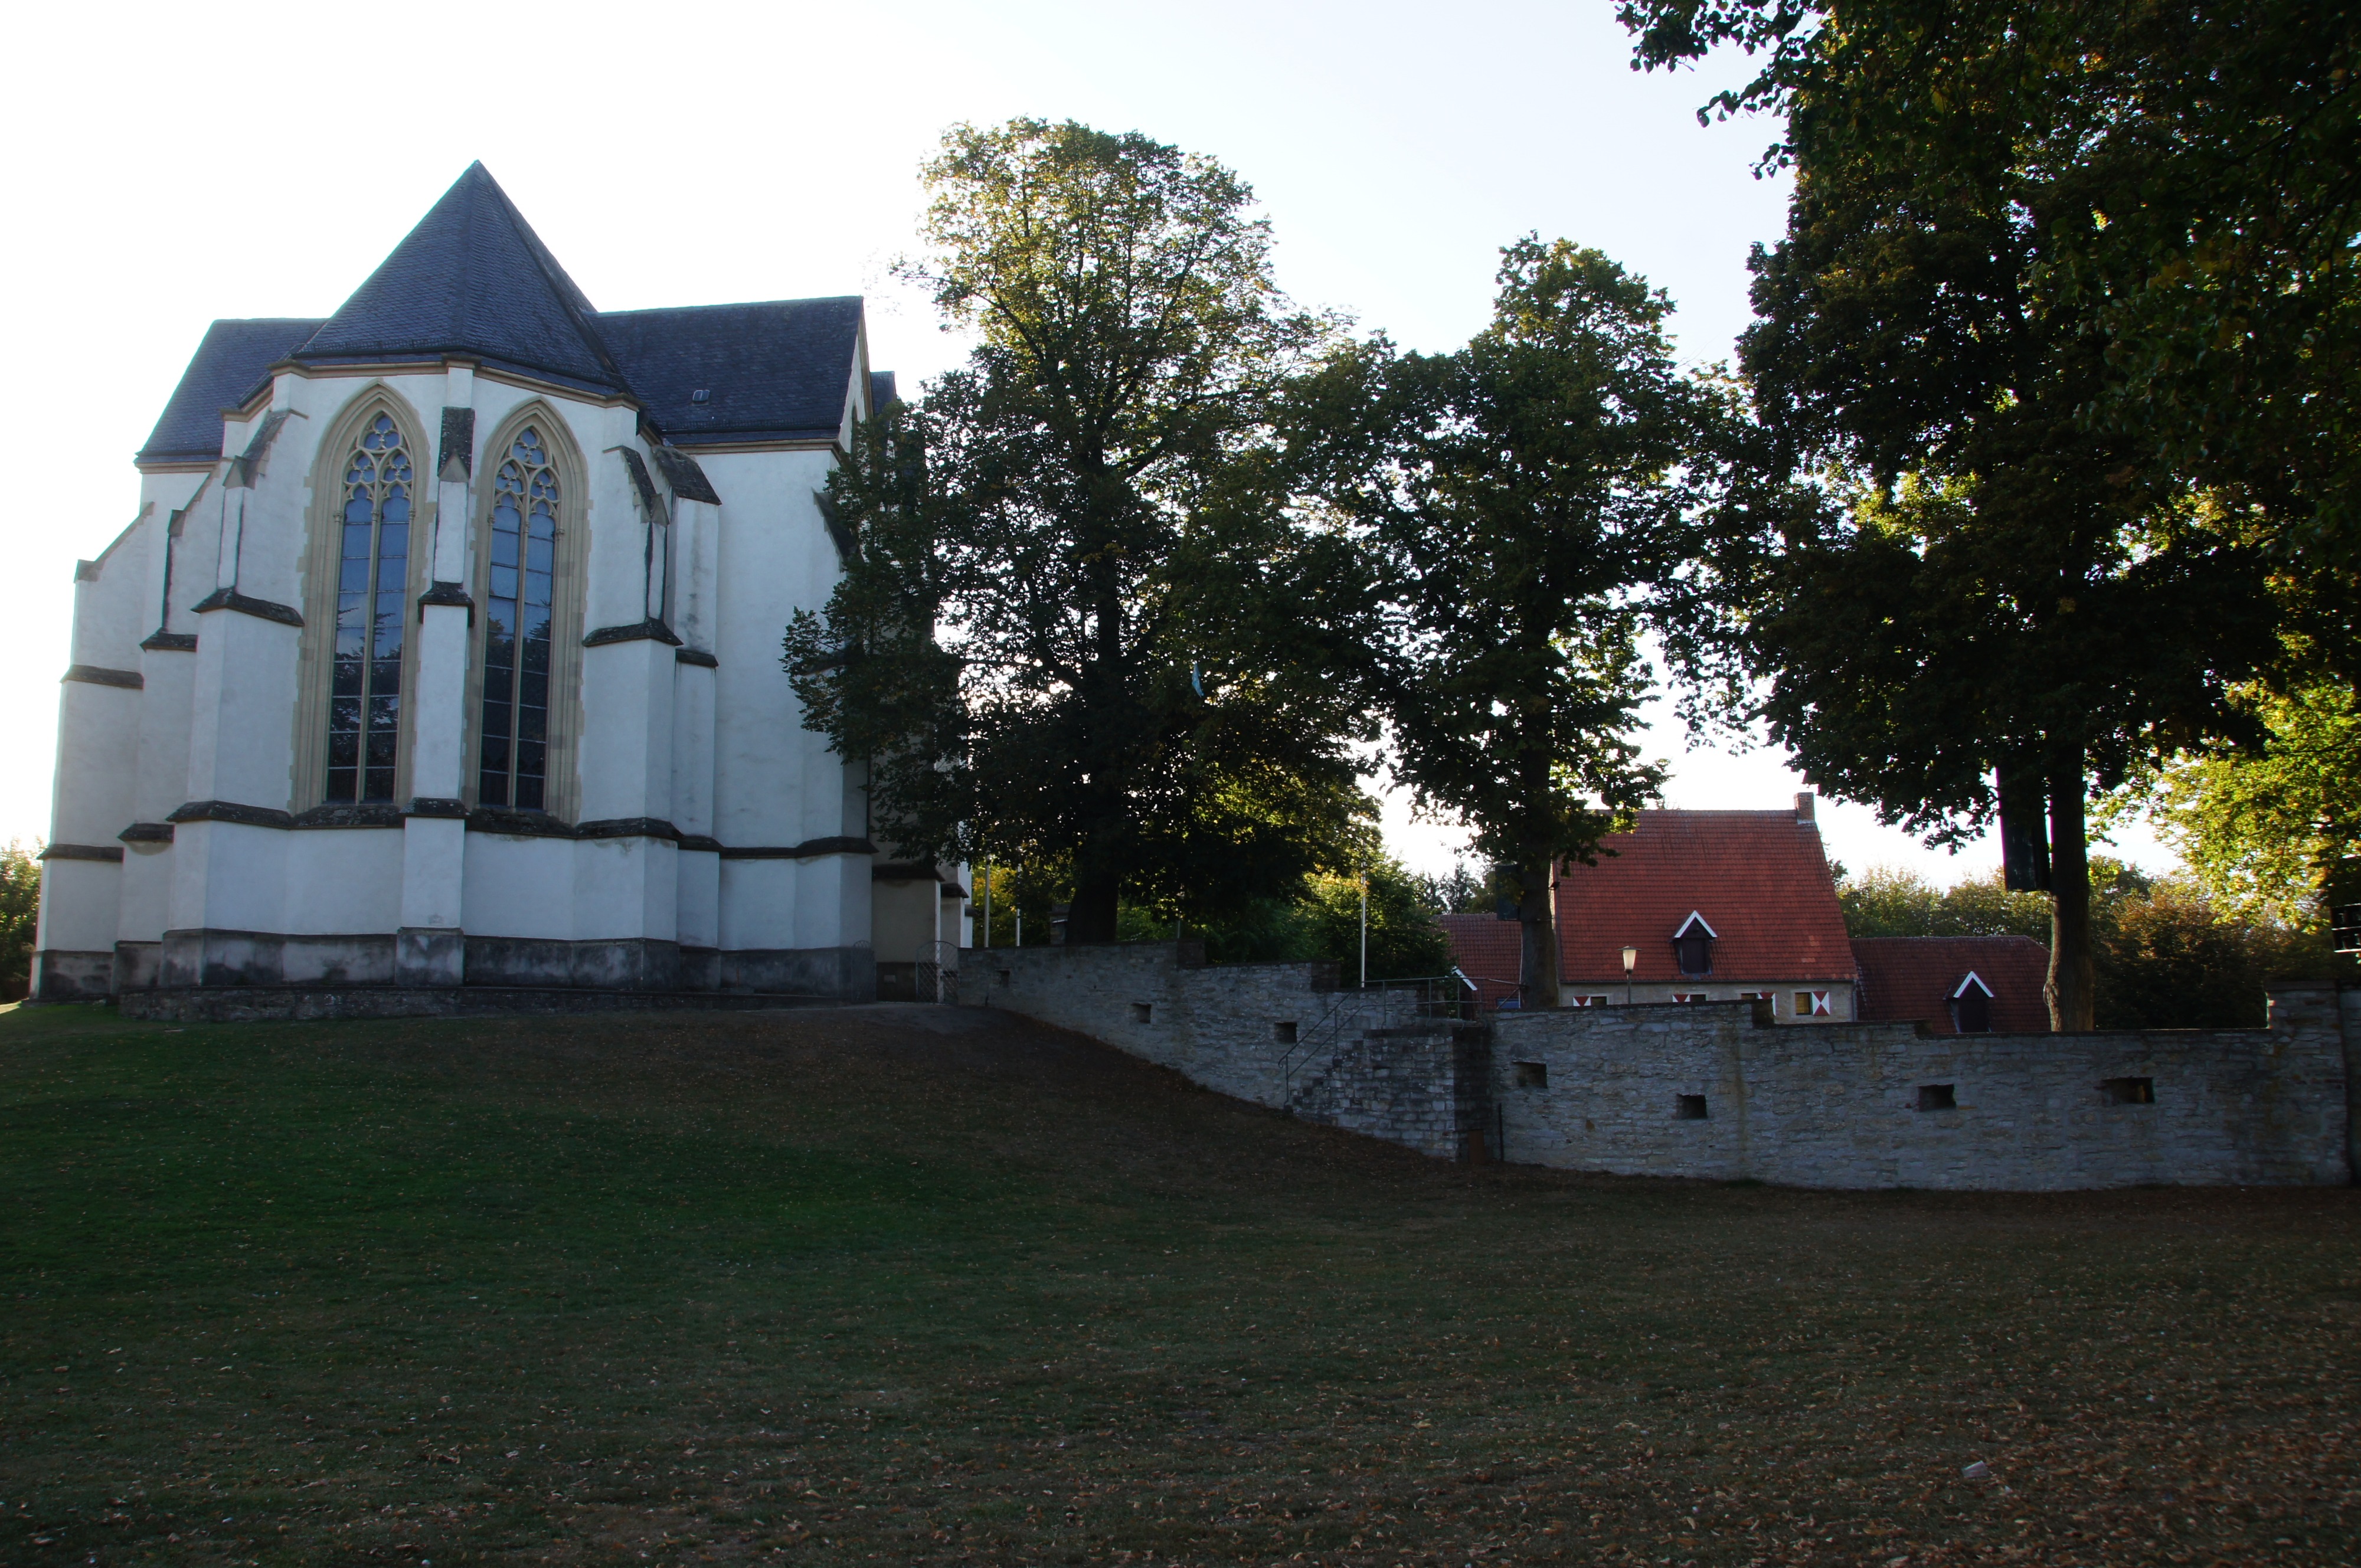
[1359,871,1369,990]
[1621,944,1638,1006]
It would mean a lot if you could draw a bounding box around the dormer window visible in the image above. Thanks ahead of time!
[1672,911,1717,978]
[1950,971,1994,1033]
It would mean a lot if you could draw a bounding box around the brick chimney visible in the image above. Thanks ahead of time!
[1796,791,1817,824]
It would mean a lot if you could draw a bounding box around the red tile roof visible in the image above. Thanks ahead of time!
[1562,809,1855,983]
[1437,807,1859,992]
[1438,914,1522,1006]
[1851,936,2052,1033]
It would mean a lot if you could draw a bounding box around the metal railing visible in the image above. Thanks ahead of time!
[1278,973,1479,1105]
[916,940,960,1004]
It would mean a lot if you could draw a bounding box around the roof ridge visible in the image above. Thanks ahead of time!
[287,163,638,403]
[466,163,635,394]
[599,295,865,318]
[1633,808,1813,817]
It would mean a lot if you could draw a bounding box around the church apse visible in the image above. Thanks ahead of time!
[35,163,900,1013]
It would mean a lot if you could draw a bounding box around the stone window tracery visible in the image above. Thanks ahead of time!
[326,413,412,803]
[478,425,560,810]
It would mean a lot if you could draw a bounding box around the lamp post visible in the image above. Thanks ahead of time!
[1621,944,1638,1006]
[1359,872,1369,990]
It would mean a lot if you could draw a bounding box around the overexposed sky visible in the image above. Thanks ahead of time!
[0,0,2168,884]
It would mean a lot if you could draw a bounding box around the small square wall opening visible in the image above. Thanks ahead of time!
[1675,1094,1708,1121]
[1514,1060,1547,1089]
[1130,1002,1153,1025]
[998,968,1012,986]
[1917,1083,1957,1112]
[2100,1076,2154,1105]
[1272,1020,1297,1044]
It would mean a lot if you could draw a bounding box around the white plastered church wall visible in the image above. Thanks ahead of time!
[34,165,901,1004]
[705,445,874,965]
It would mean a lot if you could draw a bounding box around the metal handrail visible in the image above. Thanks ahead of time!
[1279,973,1479,1105]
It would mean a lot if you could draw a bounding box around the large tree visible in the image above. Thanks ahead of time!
[1624,1,2286,1027]
[1298,240,1725,1007]
[1620,0,2360,591]
[785,120,1377,942]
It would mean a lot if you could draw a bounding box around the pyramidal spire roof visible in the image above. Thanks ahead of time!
[291,162,631,394]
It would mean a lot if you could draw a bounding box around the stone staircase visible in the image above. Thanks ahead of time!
[1286,1016,1497,1161]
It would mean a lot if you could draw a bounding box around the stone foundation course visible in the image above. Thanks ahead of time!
[114,986,841,1024]
[975,944,2356,1191]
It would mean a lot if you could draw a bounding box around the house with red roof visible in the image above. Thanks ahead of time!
[1438,794,2059,1030]
[1851,935,2052,1033]
[1440,795,1860,1021]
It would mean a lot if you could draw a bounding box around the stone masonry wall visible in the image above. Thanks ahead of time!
[969,942,1415,1111]
[1289,1023,1495,1160]
[974,944,2352,1189]
[1490,984,2351,1190]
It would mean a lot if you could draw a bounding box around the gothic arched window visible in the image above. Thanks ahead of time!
[478,425,560,810]
[326,413,412,803]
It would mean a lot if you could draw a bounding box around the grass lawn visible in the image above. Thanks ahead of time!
[2,1000,2355,1567]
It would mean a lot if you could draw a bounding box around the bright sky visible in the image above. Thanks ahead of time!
[1,0,2170,885]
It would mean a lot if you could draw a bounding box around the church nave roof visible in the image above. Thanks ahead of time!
[138,163,872,466]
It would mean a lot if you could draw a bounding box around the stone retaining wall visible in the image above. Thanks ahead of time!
[975,942,2354,1190]
[1490,985,2350,1190]
[967,942,1416,1109]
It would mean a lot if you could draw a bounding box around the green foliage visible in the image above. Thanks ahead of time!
[1836,863,2053,942]
[1114,855,1451,980]
[1621,2,2294,1027]
[1295,239,1732,999]
[0,840,39,998]
[784,120,1375,942]
[1625,0,2361,1023]
[2094,881,2331,1031]
[1301,238,1726,876]
[1293,864,1454,981]
[2134,676,2361,924]
[1836,859,2333,1028]
[1620,0,2361,609]
[1410,859,1492,916]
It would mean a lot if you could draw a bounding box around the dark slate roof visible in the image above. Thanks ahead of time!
[597,297,863,446]
[139,165,871,470]
[136,318,323,464]
[1852,936,2053,1033]
[869,370,900,412]
[290,163,629,394]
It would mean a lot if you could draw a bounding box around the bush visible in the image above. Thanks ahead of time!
[1835,858,2333,1029]
[2094,881,2331,1030]
[1106,855,1451,981]
[0,841,39,1001]
[1835,863,2051,940]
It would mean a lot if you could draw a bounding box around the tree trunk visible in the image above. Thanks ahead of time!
[1063,548,1130,948]
[1067,832,1123,945]
[1516,853,1562,1009]
[2045,764,2097,1031]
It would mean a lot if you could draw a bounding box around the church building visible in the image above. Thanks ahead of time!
[35,164,964,1006]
